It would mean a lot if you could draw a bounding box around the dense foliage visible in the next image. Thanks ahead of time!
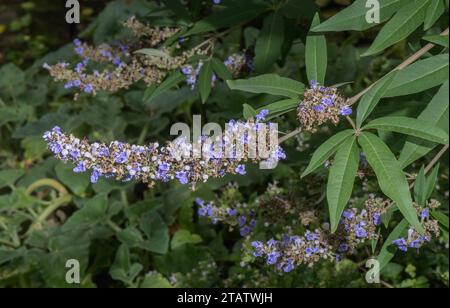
[0,0,449,288]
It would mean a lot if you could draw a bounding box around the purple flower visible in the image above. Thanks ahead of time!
[283,259,295,273]
[340,106,353,116]
[238,215,246,227]
[240,226,251,237]
[176,171,189,185]
[356,227,368,239]
[373,213,382,226]
[235,164,246,175]
[115,151,128,164]
[90,169,100,183]
[256,109,269,122]
[314,104,325,112]
[310,80,318,89]
[227,208,237,216]
[420,208,429,219]
[73,161,86,173]
[338,243,349,253]
[84,84,94,94]
[393,238,408,252]
[342,210,355,220]
[267,251,280,265]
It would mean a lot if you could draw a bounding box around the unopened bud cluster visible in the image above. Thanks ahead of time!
[393,200,441,252]
[297,80,352,132]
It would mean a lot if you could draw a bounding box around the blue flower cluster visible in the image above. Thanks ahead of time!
[298,80,353,132]
[196,198,257,237]
[392,205,440,252]
[43,111,284,188]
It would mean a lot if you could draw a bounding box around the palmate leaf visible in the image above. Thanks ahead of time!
[356,71,398,128]
[327,137,360,233]
[398,80,449,168]
[227,74,305,98]
[385,54,449,97]
[302,130,355,177]
[254,11,285,73]
[358,132,424,233]
[311,0,405,32]
[364,116,449,144]
[362,0,430,57]
[305,13,327,85]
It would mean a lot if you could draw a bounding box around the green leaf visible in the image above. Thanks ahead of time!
[398,80,449,167]
[377,219,409,269]
[139,212,169,254]
[0,169,24,188]
[280,0,318,20]
[424,0,445,30]
[184,1,268,36]
[55,163,90,196]
[254,11,285,73]
[302,130,355,177]
[243,104,258,120]
[256,98,299,119]
[171,230,202,250]
[431,211,449,230]
[311,0,404,32]
[327,137,360,233]
[211,58,232,81]
[364,116,449,144]
[305,13,327,85]
[227,74,305,98]
[385,54,449,97]
[356,71,398,128]
[134,48,172,59]
[110,244,143,285]
[358,132,424,233]
[117,227,145,248]
[140,273,172,288]
[422,34,449,48]
[198,61,213,103]
[413,166,427,205]
[144,70,186,103]
[63,194,108,229]
[362,0,430,56]
[161,0,191,21]
[424,163,440,201]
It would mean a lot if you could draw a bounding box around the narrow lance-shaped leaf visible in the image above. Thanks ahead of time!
[243,104,258,120]
[227,74,305,98]
[377,219,409,270]
[431,211,449,230]
[161,0,192,21]
[211,58,232,81]
[424,163,440,202]
[305,13,327,85]
[144,70,186,102]
[422,34,449,48]
[358,132,424,233]
[424,0,445,30]
[413,166,427,206]
[311,0,404,32]
[302,130,355,177]
[385,54,449,97]
[399,80,449,168]
[184,2,268,36]
[254,11,285,73]
[198,61,213,103]
[327,137,360,233]
[356,71,398,128]
[364,116,449,144]
[362,0,430,57]
[257,98,298,120]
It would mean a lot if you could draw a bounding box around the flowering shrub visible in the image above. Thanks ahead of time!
[0,0,449,289]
